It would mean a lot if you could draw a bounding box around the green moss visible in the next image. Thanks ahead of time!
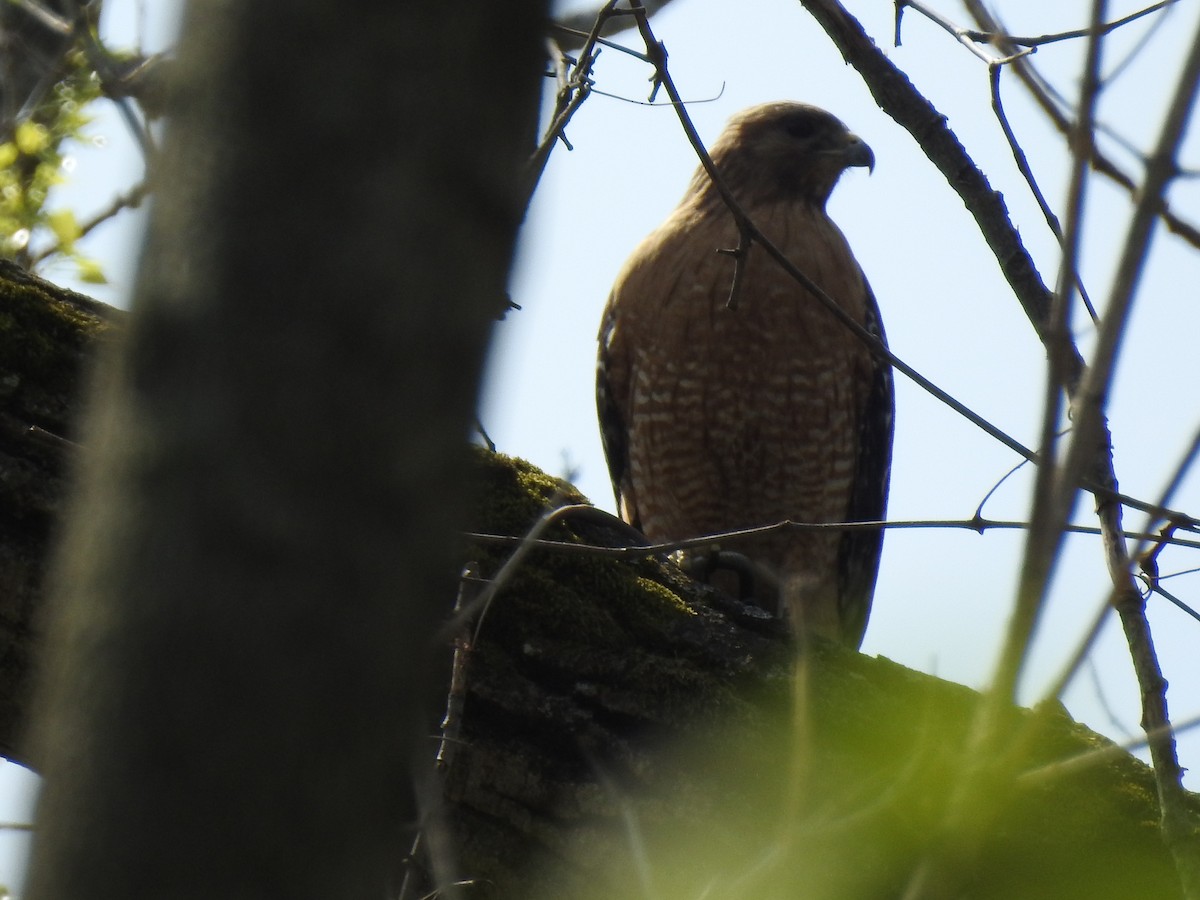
[0,264,114,422]
[469,446,587,538]
[465,447,784,736]
[466,451,1192,900]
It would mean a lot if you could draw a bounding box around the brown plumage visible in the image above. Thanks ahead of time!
[596,102,893,648]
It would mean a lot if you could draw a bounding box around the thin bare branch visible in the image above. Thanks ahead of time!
[987,65,1061,239]
[1000,0,1108,710]
[11,0,72,36]
[716,229,752,310]
[988,64,1099,322]
[972,454,1035,522]
[1020,709,1200,788]
[552,0,679,50]
[895,0,1006,63]
[547,23,659,61]
[29,181,149,266]
[1042,423,1200,706]
[803,0,1064,355]
[441,493,578,642]
[963,0,1200,251]
[901,0,1178,50]
[795,0,1200,558]
[466,516,1200,562]
[524,4,618,205]
[1103,0,1177,85]
[1036,3,1200,885]
[78,27,158,162]
[1150,584,1200,625]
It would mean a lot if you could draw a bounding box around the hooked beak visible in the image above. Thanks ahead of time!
[841,134,875,173]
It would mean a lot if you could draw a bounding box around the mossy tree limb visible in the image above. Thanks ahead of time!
[0,261,117,765]
[0,268,1185,895]
[448,450,1188,899]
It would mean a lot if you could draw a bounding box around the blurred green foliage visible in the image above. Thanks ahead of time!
[0,44,108,284]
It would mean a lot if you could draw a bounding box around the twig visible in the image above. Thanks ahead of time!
[976,0,1200,889]
[1086,655,1136,738]
[436,563,482,775]
[1043,427,1200,705]
[900,0,1178,49]
[1064,33,1200,892]
[971,440,1054,525]
[588,80,726,107]
[523,30,599,205]
[397,564,484,900]
[24,423,79,456]
[715,230,752,310]
[440,494,579,643]
[896,0,1033,64]
[77,22,157,162]
[963,0,1200,251]
[1020,709,1200,788]
[547,24,656,62]
[29,182,149,266]
[1150,584,1200,625]
[988,64,1099,322]
[11,0,71,35]
[465,516,1200,561]
[76,181,150,240]
[1102,0,1176,86]
[551,0,679,49]
[987,64,1061,241]
[997,0,1107,712]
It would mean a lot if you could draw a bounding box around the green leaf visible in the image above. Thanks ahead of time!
[46,209,80,249]
[14,121,49,155]
[74,257,107,284]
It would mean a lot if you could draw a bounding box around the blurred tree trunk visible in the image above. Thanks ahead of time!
[23,2,547,898]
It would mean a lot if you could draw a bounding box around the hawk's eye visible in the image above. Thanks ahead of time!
[782,116,817,139]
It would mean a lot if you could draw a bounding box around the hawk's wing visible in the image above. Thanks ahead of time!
[836,276,894,646]
[596,301,641,533]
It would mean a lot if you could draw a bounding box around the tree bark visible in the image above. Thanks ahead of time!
[0,262,117,766]
[446,451,1185,900]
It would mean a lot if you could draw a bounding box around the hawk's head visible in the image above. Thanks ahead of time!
[703,102,873,208]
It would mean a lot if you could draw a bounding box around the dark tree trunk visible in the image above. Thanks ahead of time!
[21,2,547,898]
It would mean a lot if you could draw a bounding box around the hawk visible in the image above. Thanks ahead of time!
[596,102,893,648]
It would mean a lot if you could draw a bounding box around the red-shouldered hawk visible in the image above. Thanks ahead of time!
[596,102,893,648]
